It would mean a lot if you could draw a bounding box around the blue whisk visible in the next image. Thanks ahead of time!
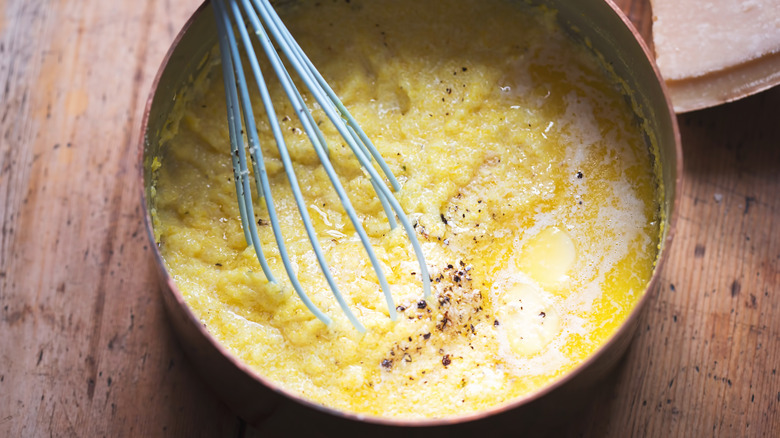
[212,0,431,332]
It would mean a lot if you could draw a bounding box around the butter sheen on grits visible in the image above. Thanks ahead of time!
[154,0,660,419]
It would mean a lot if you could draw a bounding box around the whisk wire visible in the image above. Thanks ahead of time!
[238,0,401,322]
[249,0,432,299]
[253,0,401,192]
[230,0,369,330]
[217,0,341,326]
[213,0,432,330]
[214,0,277,285]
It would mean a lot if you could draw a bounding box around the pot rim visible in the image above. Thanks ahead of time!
[138,0,683,427]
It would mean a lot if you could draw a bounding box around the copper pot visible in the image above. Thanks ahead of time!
[139,0,681,433]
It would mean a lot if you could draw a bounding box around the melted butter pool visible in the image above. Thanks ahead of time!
[154,0,661,419]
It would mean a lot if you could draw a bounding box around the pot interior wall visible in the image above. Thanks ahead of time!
[141,0,679,426]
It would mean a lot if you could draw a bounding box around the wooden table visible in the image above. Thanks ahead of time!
[1,0,777,436]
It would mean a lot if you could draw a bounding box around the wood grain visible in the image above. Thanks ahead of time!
[0,0,239,436]
[1,0,778,436]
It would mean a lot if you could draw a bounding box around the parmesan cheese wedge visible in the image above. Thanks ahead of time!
[651,0,780,112]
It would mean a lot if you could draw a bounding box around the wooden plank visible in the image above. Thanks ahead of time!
[0,0,239,436]
[1,0,778,436]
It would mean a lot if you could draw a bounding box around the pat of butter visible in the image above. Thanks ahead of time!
[495,281,560,357]
[518,226,576,288]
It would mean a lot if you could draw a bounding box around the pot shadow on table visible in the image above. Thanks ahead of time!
[240,348,634,438]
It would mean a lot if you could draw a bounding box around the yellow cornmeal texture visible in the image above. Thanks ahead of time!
[155,0,660,419]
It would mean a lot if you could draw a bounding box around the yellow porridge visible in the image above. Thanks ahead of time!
[153,0,661,419]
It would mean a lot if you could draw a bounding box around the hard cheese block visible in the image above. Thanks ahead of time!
[651,0,780,112]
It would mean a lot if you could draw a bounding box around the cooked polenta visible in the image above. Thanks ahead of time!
[154,0,660,419]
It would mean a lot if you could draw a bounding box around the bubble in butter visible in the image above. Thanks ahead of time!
[153,0,661,420]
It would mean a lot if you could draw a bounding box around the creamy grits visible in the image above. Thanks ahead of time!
[153,0,660,419]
